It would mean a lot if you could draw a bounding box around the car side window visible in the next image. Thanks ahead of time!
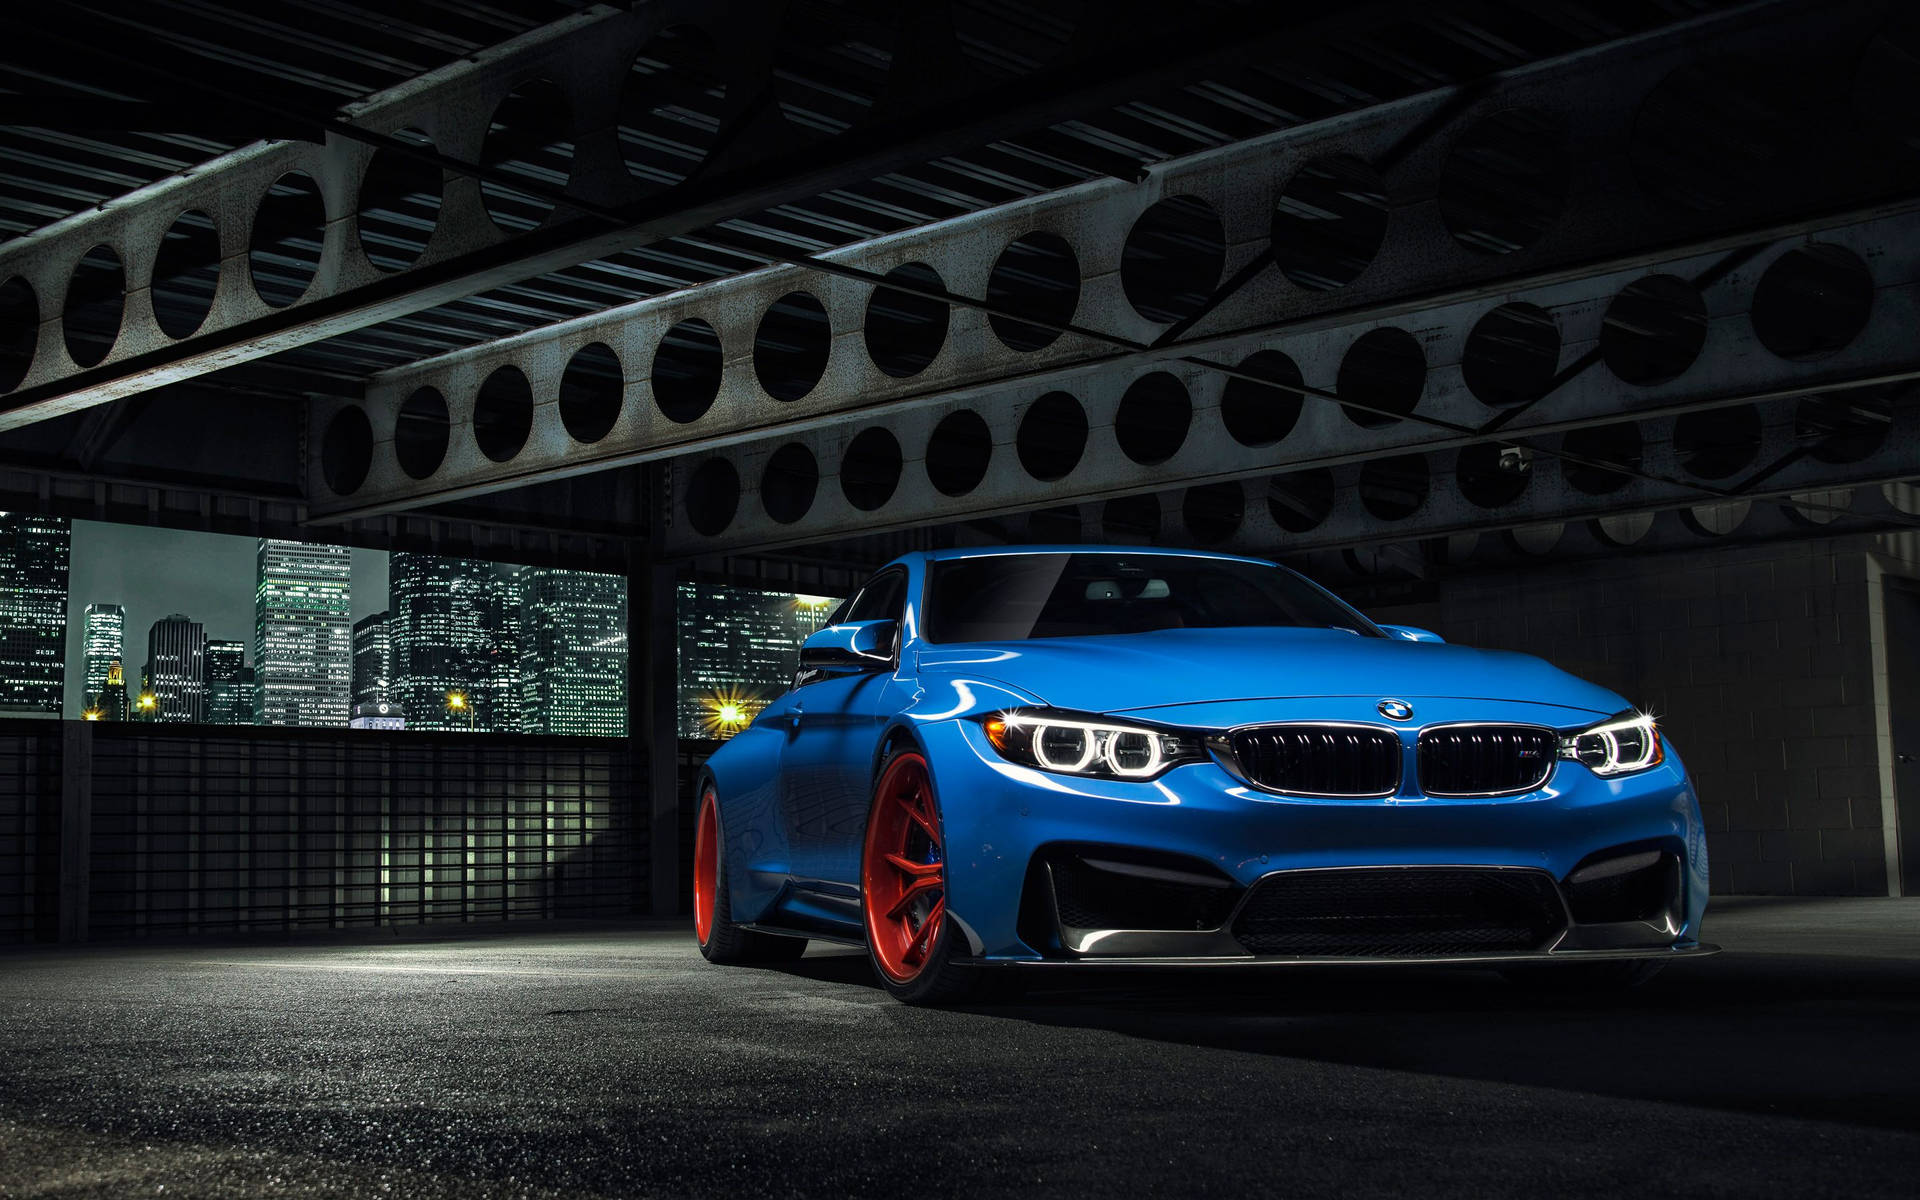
[845,570,906,625]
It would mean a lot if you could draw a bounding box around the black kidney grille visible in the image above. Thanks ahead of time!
[1231,868,1566,957]
[1228,725,1401,796]
[1417,725,1557,796]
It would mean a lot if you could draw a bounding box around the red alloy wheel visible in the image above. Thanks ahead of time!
[693,787,718,946]
[862,753,946,983]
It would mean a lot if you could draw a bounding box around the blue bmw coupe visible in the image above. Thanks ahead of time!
[693,547,1714,1004]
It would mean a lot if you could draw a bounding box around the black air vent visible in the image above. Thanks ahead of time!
[1417,725,1556,796]
[1231,867,1566,957]
[1226,725,1401,796]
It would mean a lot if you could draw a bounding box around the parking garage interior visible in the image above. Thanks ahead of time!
[0,0,1917,1195]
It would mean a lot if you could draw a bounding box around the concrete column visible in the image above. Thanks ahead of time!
[58,720,92,942]
[630,556,681,917]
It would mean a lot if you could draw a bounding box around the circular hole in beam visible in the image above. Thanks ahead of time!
[473,365,535,463]
[1121,195,1227,325]
[0,277,36,392]
[1114,371,1191,466]
[761,442,819,524]
[773,0,899,137]
[152,209,220,339]
[1183,482,1244,544]
[1102,494,1160,543]
[1673,404,1762,480]
[841,426,903,511]
[1592,512,1654,547]
[357,128,442,272]
[1220,349,1304,448]
[653,318,723,423]
[686,457,740,536]
[864,261,949,378]
[1437,108,1569,255]
[1462,302,1560,409]
[925,409,992,497]
[482,79,574,233]
[1600,274,1707,386]
[321,406,373,495]
[63,243,125,368]
[1680,499,1751,537]
[1016,391,1086,481]
[558,342,623,444]
[987,232,1079,352]
[1560,422,1642,495]
[1272,155,1389,291]
[1338,327,1424,428]
[1267,468,1335,533]
[250,169,326,309]
[1794,387,1896,464]
[1359,455,1430,521]
[755,291,831,401]
[621,25,729,188]
[1455,443,1533,508]
[395,387,450,480]
[1749,243,1873,361]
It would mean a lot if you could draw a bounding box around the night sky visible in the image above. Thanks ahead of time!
[60,521,390,717]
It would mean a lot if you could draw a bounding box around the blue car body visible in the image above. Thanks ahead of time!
[699,547,1712,970]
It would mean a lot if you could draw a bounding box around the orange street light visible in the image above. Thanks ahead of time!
[82,708,103,722]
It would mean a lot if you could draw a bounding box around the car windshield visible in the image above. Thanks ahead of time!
[923,553,1383,643]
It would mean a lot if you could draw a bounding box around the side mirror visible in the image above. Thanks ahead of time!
[799,620,898,671]
[1379,624,1445,644]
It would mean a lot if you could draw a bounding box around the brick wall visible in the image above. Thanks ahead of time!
[1364,533,1908,896]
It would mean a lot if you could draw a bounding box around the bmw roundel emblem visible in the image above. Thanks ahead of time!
[1377,699,1414,721]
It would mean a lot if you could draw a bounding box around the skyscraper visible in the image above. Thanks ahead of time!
[81,602,125,717]
[205,639,251,725]
[520,567,626,737]
[351,611,392,710]
[675,585,837,737]
[100,658,128,722]
[0,513,70,717]
[146,614,206,723]
[388,553,519,732]
[253,539,352,727]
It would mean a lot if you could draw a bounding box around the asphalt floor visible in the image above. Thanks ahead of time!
[1,897,1916,1198]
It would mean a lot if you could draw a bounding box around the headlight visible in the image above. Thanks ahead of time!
[1559,711,1663,777]
[978,708,1205,780]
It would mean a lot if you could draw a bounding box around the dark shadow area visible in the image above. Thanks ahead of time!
[755,945,1920,1133]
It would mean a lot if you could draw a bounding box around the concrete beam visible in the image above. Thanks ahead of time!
[0,0,1420,429]
[300,0,1920,526]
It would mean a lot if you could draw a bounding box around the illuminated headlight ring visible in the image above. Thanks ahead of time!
[1559,710,1664,777]
[978,708,1206,781]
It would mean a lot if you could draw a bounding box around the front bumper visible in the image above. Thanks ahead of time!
[919,718,1713,965]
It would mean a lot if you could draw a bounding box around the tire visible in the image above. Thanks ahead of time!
[1500,959,1665,991]
[860,748,988,1005]
[694,783,808,965]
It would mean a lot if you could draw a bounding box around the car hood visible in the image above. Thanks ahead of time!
[913,626,1625,719]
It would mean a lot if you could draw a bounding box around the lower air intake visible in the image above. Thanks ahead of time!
[1230,867,1566,957]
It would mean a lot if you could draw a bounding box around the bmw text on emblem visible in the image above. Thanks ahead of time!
[1377,699,1414,721]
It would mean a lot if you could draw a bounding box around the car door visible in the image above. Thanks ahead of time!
[780,568,911,892]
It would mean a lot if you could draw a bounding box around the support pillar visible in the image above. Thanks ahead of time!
[58,720,92,942]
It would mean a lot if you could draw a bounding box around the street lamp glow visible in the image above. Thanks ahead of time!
[137,692,157,712]
[717,702,745,727]
[82,708,103,721]
[447,691,467,710]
